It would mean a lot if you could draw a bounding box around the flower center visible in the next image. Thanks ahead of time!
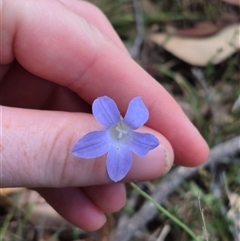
[115,122,128,139]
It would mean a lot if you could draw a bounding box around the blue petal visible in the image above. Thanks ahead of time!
[106,144,132,182]
[72,131,110,158]
[92,96,121,128]
[123,97,149,129]
[128,131,159,156]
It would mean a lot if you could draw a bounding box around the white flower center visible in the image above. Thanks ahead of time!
[115,122,128,139]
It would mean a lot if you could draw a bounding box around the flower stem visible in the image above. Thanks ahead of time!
[130,182,202,241]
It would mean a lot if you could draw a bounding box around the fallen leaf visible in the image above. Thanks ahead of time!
[227,193,240,241]
[232,94,240,112]
[149,24,240,66]
[221,0,240,7]
[142,0,159,14]
[18,189,70,227]
[171,13,238,37]
[0,187,24,195]
[172,22,222,37]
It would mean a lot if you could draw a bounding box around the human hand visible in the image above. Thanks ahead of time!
[1,0,209,231]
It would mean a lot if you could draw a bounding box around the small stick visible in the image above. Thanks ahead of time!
[156,224,171,241]
[198,193,209,241]
[129,0,144,59]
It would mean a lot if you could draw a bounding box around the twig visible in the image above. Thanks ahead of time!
[223,172,240,241]
[114,136,240,241]
[129,0,144,59]
[198,193,209,241]
[191,67,219,136]
[232,94,240,112]
[156,224,171,241]
[191,68,210,97]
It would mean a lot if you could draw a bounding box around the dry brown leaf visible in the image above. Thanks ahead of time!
[28,202,68,227]
[232,95,240,112]
[221,0,240,7]
[0,187,24,195]
[149,24,240,66]
[172,13,239,37]
[142,0,159,14]
[227,193,240,241]
[18,189,69,227]
[98,214,115,241]
[173,22,222,37]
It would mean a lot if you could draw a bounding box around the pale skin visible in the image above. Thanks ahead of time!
[1,0,209,231]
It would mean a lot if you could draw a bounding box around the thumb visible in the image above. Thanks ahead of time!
[2,106,173,188]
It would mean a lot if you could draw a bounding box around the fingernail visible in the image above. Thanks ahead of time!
[161,145,172,174]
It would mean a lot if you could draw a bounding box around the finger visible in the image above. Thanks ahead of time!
[83,183,126,213]
[3,0,209,166]
[1,60,54,108]
[36,187,106,231]
[58,0,128,53]
[1,61,91,112]
[2,106,173,187]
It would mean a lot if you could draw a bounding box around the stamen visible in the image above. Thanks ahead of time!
[115,124,128,139]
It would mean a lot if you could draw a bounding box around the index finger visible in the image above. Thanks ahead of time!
[2,0,209,166]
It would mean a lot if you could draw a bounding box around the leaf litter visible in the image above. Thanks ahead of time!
[149,23,240,66]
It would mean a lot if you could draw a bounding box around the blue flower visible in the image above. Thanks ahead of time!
[72,96,159,182]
